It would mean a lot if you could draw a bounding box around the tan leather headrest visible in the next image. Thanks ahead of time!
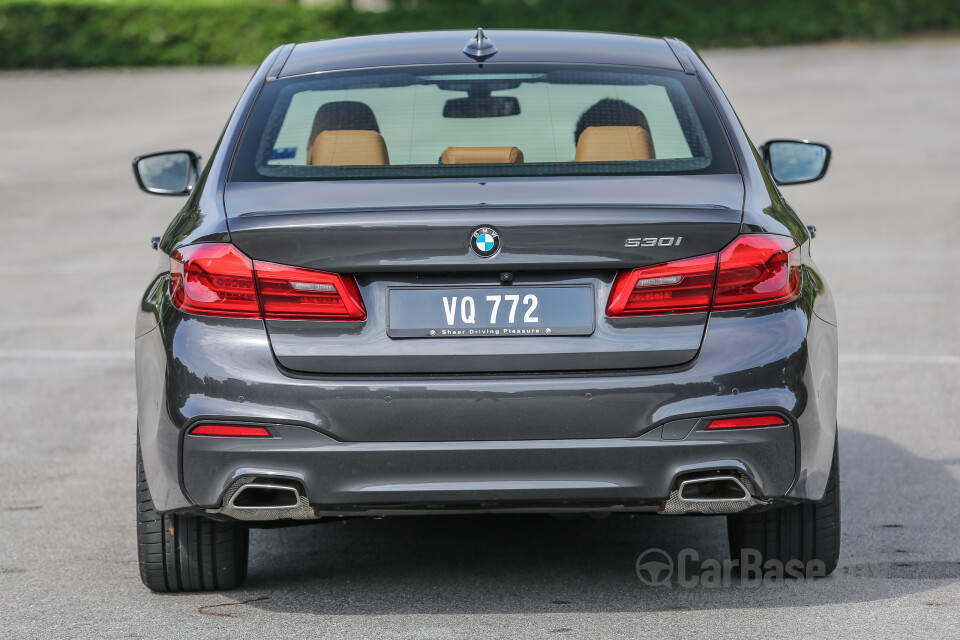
[440,146,524,165]
[307,130,389,166]
[574,126,653,162]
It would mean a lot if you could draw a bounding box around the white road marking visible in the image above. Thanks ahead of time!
[841,354,960,365]
[817,253,960,263]
[0,349,133,361]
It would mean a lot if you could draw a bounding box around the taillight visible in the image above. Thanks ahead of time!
[606,234,800,317]
[713,234,801,310]
[170,243,366,321]
[170,244,260,318]
[255,261,366,321]
[190,424,273,437]
[606,254,717,316]
[706,415,788,429]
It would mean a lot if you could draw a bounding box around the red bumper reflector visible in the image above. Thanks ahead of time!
[189,424,273,438]
[706,415,788,430]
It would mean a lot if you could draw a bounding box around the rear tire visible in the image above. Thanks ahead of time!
[137,437,249,592]
[727,433,841,577]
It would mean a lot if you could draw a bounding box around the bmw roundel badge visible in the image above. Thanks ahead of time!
[470,226,501,258]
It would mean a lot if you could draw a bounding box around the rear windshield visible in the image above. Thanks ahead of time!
[231,63,736,181]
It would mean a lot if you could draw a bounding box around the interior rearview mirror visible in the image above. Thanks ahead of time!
[133,150,200,195]
[443,96,521,118]
[761,140,831,185]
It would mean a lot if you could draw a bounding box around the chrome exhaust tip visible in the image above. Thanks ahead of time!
[678,475,751,503]
[228,482,301,510]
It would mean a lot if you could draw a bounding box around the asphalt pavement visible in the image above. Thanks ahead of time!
[1,39,959,639]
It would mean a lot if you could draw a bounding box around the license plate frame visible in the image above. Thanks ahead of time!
[387,284,596,339]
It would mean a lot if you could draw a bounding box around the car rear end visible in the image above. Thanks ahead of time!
[134,32,839,590]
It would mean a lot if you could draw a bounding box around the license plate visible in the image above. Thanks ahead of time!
[387,286,595,338]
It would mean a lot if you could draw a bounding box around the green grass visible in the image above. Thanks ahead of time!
[1,0,958,69]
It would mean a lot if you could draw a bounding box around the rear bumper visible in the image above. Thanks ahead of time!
[181,418,796,515]
[136,297,838,513]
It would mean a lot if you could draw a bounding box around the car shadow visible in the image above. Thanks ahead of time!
[239,429,960,614]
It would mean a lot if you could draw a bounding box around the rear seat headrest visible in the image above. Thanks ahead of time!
[440,146,524,164]
[310,101,379,138]
[574,98,655,158]
[306,101,381,164]
[307,130,390,166]
[574,126,653,162]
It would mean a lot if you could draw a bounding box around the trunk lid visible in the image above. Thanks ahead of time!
[225,176,742,374]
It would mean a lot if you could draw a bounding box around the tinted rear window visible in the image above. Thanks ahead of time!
[231,64,736,181]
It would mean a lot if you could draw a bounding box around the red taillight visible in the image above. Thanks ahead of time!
[706,415,788,430]
[606,254,717,316]
[190,424,273,437]
[606,234,801,317]
[713,234,801,310]
[255,261,366,321]
[170,244,260,318]
[170,243,366,321]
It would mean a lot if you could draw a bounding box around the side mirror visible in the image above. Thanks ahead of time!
[132,150,200,196]
[760,140,831,185]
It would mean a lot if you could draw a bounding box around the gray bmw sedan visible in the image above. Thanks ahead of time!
[132,29,839,591]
